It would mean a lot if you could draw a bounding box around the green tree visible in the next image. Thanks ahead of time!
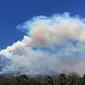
[57,74,68,85]
[68,72,80,85]
[16,75,29,85]
[46,76,54,85]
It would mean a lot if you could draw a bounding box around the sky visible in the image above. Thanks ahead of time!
[0,0,85,49]
[1,0,85,76]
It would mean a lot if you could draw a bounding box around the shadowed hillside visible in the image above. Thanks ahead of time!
[0,73,84,85]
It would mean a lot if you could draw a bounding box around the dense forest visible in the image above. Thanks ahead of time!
[0,73,85,85]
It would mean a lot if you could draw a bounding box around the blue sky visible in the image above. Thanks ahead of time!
[1,0,85,75]
[0,0,85,49]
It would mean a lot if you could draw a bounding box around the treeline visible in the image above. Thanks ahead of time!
[0,73,85,85]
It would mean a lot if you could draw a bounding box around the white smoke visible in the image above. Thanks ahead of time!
[0,12,85,76]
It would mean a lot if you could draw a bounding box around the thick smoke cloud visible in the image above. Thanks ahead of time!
[0,12,85,76]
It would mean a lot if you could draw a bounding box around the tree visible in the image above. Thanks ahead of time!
[16,75,29,85]
[68,72,80,85]
[46,76,54,85]
[57,74,68,85]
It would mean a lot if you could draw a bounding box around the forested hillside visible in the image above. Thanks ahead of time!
[0,73,85,85]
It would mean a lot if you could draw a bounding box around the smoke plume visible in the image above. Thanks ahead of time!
[0,12,85,76]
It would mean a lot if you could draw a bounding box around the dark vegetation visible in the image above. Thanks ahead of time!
[0,73,85,85]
